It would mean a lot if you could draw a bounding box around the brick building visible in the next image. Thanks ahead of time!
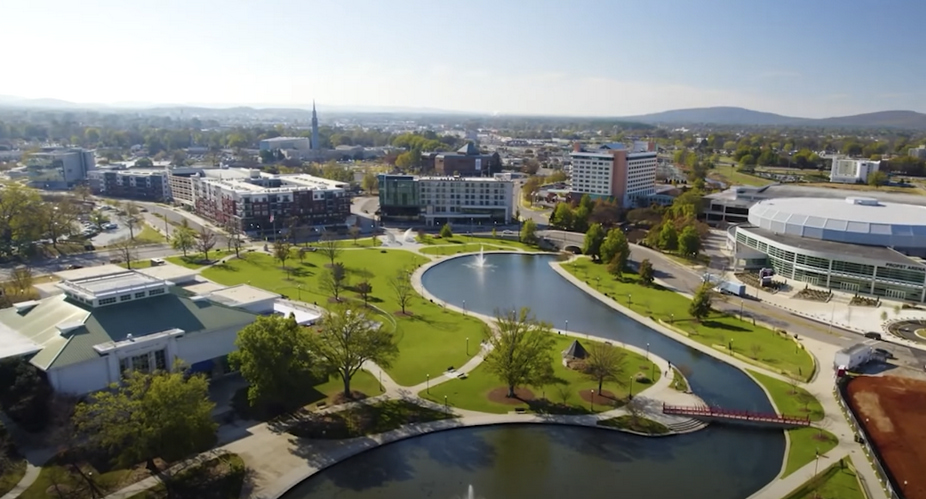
[433,143,501,177]
[87,168,169,201]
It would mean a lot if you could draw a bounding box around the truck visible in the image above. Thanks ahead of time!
[716,280,746,297]
[833,343,875,371]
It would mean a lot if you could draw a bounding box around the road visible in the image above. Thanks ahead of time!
[512,179,551,225]
[539,229,926,370]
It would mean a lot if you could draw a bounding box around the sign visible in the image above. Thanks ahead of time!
[475,159,482,171]
[883,262,924,272]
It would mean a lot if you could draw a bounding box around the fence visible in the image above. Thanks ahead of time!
[833,380,901,499]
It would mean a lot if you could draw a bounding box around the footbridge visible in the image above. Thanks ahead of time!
[662,404,812,429]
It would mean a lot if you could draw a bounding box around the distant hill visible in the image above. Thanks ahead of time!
[623,106,926,129]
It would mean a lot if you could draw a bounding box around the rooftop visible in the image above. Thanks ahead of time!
[738,225,923,267]
[751,197,926,226]
[204,284,281,308]
[136,264,198,283]
[57,270,166,302]
[261,136,308,142]
[706,184,926,208]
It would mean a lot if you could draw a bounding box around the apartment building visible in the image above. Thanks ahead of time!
[378,174,513,226]
[87,168,169,201]
[908,146,926,160]
[432,143,502,177]
[569,141,657,207]
[830,158,880,184]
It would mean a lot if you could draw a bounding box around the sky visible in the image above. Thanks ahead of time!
[3,0,926,118]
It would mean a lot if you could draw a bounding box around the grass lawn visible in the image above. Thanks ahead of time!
[670,367,689,392]
[309,237,380,248]
[710,164,773,187]
[125,453,245,499]
[166,249,234,270]
[0,458,26,496]
[288,400,456,439]
[20,463,139,499]
[563,258,815,381]
[784,427,839,477]
[232,369,383,421]
[597,415,670,435]
[419,334,660,414]
[201,249,485,386]
[784,459,864,499]
[135,224,166,244]
[419,235,543,253]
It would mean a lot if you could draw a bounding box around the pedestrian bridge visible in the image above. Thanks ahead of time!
[662,404,812,429]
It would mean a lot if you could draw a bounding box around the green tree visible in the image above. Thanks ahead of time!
[638,259,655,286]
[273,240,292,272]
[171,220,196,257]
[678,226,701,257]
[573,205,590,232]
[582,223,606,260]
[606,252,624,280]
[483,308,556,398]
[440,223,453,238]
[868,170,888,187]
[0,359,52,432]
[520,219,538,245]
[550,203,574,229]
[73,369,217,470]
[318,232,342,266]
[522,176,545,203]
[578,194,595,213]
[229,314,320,409]
[583,342,627,394]
[658,223,678,251]
[689,283,713,322]
[361,172,378,193]
[599,228,629,268]
[389,269,414,314]
[355,280,373,305]
[312,302,399,397]
[320,262,349,301]
[134,157,154,168]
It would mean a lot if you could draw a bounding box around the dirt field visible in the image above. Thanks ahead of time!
[847,375,926,499]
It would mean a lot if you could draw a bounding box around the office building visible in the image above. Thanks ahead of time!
[569,141,657,207]
[432,143,501,177]
[909,146,926,160]
[87,168,169,201]
[830,158,880,184]
[24,148,95,189]
[729,196,926,302]
[378,175,513,226]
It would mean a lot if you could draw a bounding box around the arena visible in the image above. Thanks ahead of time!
[728,196,926,303]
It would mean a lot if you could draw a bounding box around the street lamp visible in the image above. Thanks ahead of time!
[590,390,595,412]
[670,313,675,323]
[740,299,744,320]
[463,300,466,315]
[297,285,302,301]
[445,395,448,408]
[466,337,469,355]
[628,294,632,305]
[565,320,568,334]
[646,343,650,360]
[629,376,634,399]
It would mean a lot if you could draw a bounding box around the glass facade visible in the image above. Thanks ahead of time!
[736,229,926,302]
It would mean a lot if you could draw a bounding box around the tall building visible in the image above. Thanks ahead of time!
[909,146,926,160]
[311,101,320,151]
[24,148,95,189]
[830,158,880,184]
[569,141,657,207]
[378,174,513,226]
[87,168,169,201]
[433,143,501,177]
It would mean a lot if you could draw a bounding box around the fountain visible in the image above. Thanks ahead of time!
[404,228,416,243]
[467,484,475,499]
[379,232,397,246]
[473,246,486,268]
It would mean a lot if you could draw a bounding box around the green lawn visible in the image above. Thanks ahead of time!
[563,258,815,380]
[201,249,485,386]
[785,427,839,477]
[135,224,166,244]
[710,163,774,187]
[288,400,456,439]
[309,237,380,248]
[0,458,26,496]
[232,370,383,421]
[784,459,864,499]
[597,415,670,435]
[419,335,660,414]
[166,249,235,269]
[419,243,525,256]
[126,453,245,499]
[670,367,689,392]
[420,235,543,253]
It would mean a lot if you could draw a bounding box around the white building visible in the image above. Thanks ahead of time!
[417,176,514,226]
[830,158,880,184]
[0,270,280,395]
[569,141,657,207]
[909,146,926,160]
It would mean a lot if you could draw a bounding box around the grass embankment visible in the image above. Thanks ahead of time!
[135,224,166,244]
[419,243,525,256]
[747,370,839,477]
[783,458,865,499]
[288,400,456,439]
[419,335,660,414]
[597,415,670,435]
[309,237,380,248]
[709,163,774,187]
[671,367,689,392]
[232,370,382,421]
[562,258,815,381]
[201,249,485,386]
[126,453,246,499]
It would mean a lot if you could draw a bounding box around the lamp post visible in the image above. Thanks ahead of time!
[427,373,430,394]
[629,376,634,399]
[466,337,469,356]
[596,276,600,288]
[590,390,595,412]
[463,300,466,315]
[646,343,650,360]
[444,395,448,408]
[565,320,568,334]
[628,294,632,305]
[380,370,384,392]
[670,313,675,323]
[297,285,302,301]
[740,299,744,320]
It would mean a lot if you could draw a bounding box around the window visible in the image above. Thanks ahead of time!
[132,353,151,373]
[120,294,132,302]
[135,292,146,299]
[148,288,165,296]
[154,349,167,371]
[98,297,118,306]
[119,357,130,375]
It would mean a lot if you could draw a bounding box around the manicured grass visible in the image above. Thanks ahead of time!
[670,367,689,392]
[288,400,456,439]
[0,458,26,496]
[709,163,774,187]
[784,427,839,477]
[20,464,138,499]
[747,370,823,421]
[419,235,543,253]
[597,415,670,435]
[418,243,524,256]
[135,224,166,244]
[166,249,234,269]
[232,370,383,421]
[419,335,660,414]
[309,237,380,248]
[125,453,246,499]
[784,458,864,499]
[563,258,815,380]
[201,249,485,386]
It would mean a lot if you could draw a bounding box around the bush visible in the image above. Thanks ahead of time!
[0,359,52,432]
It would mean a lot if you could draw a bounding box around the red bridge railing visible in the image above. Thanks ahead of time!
[662,403,812,427]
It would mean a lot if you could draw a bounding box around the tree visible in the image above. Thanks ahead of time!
[658,223,678,251]
[607,252,623,280]
[638,259,655,286]
[868,170,888,187]
[121,202,141,240]
[678,226,701,257]
[40,200,78,249]
[320,263,349,301]
[355,280,373,305]
[73,184,92,203]
[273,240,292,270]
[135,157,154,168]
[522,176,545,203]
[72,369,217,471]
[689,283,713,322]
[600,228,629,269]
[550,203,574,230]
[112,238,138,268]
[196,227,216,261]
[361,172,378,193]
[229,314,321,410]
[520,219,538,245]
[348,225,361,245]
[439,223,453,239]
[318,232,342,266]
[171,220,196,257]
[311,302,399,397]
[582,223,606,260]
[483,308,556,398]
[8,266,33,292]
[224,221,243,258]
[0,358,52,432]
[89,210,110,232]
[584,342,627,394]
[390,269,415,314]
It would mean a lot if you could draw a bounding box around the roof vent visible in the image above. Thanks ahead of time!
[13,300,40,313]
[846,196,880,206]
[57,321,84,335]
[126,333,134,341]
[190,295,208,302]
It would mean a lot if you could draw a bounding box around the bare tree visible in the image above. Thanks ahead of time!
[749,344,762,360]
[112,238,138,269]
[356,279,373,305]
[583,342,628,394]
[9,266,33,292]
[318,231,341,266]
[224,221,244,258]
[196,227,217,261]
[389,269,414,314]
[348,225,361,245]
[320,263,349,301]
[274,240,292,274]
[121,202,141,241]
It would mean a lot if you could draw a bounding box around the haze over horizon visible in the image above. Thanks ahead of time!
[4,0,926,118]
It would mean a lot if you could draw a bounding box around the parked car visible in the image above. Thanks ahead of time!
[864,332,882,340]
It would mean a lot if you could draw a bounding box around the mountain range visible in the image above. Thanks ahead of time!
[622,106,926,129]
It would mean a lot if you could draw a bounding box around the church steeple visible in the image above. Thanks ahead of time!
[311,100,320,152]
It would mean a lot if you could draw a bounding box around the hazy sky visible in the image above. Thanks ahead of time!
[4,0,925,117]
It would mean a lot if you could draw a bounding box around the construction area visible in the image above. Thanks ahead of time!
[847,375,926,499]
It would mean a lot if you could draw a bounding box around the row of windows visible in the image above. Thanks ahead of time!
[119,349,168,374]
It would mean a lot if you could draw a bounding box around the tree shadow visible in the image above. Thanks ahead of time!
[702,320,751,333]
[289,267,314,278]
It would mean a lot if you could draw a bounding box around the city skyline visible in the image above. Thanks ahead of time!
[3,0,926,117]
